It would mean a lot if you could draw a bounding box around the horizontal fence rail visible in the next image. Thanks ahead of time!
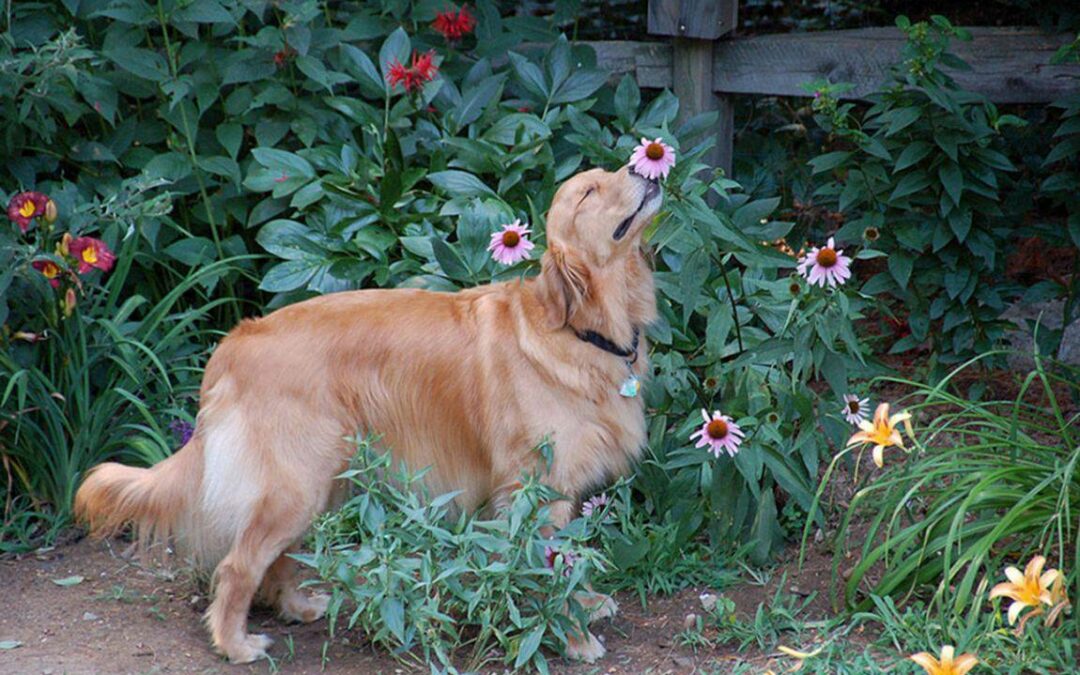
[583,27,1080,104]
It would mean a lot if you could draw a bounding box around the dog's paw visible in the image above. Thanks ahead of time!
[565,631,605,663]
[279,591,330,623]
[224,633,273,664]
[586,592,618,622]
[573,589,619,622]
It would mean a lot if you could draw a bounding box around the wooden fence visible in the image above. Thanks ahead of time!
[577,0,1080,175]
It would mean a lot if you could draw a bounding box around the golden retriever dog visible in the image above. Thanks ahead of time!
[74,164,660,664]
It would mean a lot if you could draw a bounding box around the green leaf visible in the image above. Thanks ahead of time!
[0,641,22,650]
[216,123,243,159]
[893,141,933,172]
[454,74,505,130]
[378,28,412,84]
[938,162,964,204]
[379,597,406,642]
[164,237,215,266]
[341,43,386,97]
[428,170,496,198]
[198,155,241,184]
[507,52,547,101]
[888,252,914,288]
[52,575,84,586]
[808,151,851,174]
[251,148,315,179]
[819,351,847,398]
[732,198,780,231]
[550,69,608,105]
[889,171,931,201]
[259,259,320,292]
[172,0,235,23]
[103,47,169,82]
[430,237,471,280]
[614,73,640,123]
[885,107,921,136]
[515,625,545,669]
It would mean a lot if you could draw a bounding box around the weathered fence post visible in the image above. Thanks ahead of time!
[647,0,738,177]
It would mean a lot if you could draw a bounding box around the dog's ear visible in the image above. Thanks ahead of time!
[537,244,589,329]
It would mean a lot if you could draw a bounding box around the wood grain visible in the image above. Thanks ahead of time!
[585,27,1080,103]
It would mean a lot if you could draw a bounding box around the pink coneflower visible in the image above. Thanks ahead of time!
[841,394,871,426]
[629,137,676,180]
[487,219,534,265]
[544,545,576,577]
[797,237,851,288]
[581,493,609,518]
[690,409,745,458]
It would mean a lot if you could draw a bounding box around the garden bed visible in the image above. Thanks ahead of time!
[0,532,845,674]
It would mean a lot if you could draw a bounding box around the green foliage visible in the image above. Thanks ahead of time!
[0,177,238,550]
[245,20,876,564]
[1036,35,1080,359]
[299,438,603,672]
[821,354,1079,628]
[807,15,1028,365]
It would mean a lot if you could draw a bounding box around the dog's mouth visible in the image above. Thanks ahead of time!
[612,181,661,241]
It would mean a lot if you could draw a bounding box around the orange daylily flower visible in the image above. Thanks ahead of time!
[910,645,978,675]
[846,401,913,467]
[989,555,1058,626]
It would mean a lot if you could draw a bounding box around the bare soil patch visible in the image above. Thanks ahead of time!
[1,532,845,674]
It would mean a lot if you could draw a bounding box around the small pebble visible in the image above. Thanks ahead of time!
[82,612,98,621]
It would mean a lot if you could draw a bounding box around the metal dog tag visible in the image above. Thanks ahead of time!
[619,374,640,398]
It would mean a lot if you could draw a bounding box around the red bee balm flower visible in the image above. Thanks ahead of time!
[432,5,476,41]
[386,50,439,93]
[32,260,62,288]
[69,237,117,274]
[7,191,50,232]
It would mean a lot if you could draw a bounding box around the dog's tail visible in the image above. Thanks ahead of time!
[74,439,204,555]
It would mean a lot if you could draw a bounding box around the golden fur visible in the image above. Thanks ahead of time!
[74,165,661,663]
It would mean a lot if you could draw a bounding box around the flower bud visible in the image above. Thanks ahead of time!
[63,288,77,318]
[44,199,58,224]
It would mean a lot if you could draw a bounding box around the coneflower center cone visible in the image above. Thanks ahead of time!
[816,248,838,267]
[707,419,729,439]
[645,142,665,160]
[502,230,520,247]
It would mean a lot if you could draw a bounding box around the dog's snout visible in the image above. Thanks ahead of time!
[627,163,659,184]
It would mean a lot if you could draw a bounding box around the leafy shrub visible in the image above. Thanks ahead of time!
[299,438,603,672]
[0,178,230,550]
[807,15,1027,365]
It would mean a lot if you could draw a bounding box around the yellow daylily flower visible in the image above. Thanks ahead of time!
[910,645,978,675]
[846,401,912,467]
[988,555,1057,625]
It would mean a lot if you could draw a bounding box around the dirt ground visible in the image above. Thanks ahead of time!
[0,531,841,675]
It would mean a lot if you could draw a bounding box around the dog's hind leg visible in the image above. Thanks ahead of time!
[205,496,312,663]
[259,544,330,624]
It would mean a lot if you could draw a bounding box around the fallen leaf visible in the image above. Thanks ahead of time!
[0,640,23,650]
[51,575,85,587]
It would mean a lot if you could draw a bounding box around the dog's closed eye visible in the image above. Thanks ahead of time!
[578,186,596,205]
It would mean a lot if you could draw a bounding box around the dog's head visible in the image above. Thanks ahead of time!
[537,165,661,330]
